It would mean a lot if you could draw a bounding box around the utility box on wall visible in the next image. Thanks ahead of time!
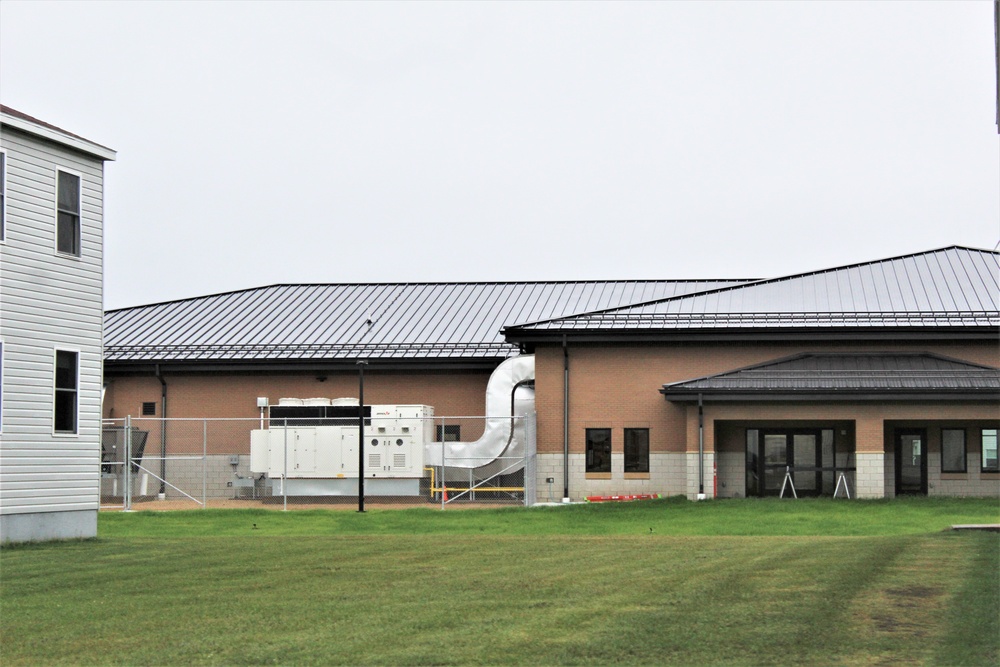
[249,399,434,496]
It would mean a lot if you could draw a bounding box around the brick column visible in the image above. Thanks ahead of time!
[854,413,886,499]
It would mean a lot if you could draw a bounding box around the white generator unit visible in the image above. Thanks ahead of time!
[250,398,434,496]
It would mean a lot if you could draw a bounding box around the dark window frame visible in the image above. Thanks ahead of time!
[436,424,460,442]
[981,428,999,473]
[585,428,612,474]
[940,428,966,473]
[54,349,78,434]
[746,427,838,497]
[623,428,650,473]
[56,170,81,256]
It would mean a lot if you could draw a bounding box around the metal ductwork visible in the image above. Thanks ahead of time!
[424,354,535,470]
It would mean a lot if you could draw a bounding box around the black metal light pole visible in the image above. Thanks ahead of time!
[357,360,367,513]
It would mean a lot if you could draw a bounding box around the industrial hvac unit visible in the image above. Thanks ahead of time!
[250,399,434,496]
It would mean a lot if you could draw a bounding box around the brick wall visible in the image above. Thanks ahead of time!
[534,340,998,458]
[105,369,493,456]
[534,340,996,500]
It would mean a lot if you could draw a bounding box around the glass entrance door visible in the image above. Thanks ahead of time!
[895,430,927,495]
[793,434,818,492]
[762,434,788,495]
[755,430,824,497]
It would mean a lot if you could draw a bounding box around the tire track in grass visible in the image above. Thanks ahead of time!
[934,533,1000,667]
[846,534,971,666]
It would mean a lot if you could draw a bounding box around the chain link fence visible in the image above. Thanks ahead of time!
[100,414,536,511]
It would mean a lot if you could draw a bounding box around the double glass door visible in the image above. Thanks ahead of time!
[747,429,834,497]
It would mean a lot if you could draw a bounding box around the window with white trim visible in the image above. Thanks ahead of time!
[56,170,81,256]
[54,350,78,433]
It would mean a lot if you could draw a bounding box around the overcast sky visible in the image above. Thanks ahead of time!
[2,1,997,309]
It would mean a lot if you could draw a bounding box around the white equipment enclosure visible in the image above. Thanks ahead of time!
[250,399,434,496]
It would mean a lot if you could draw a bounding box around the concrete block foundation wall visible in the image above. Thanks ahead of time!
[686,452,716,498]
[927,452,999,497]
[1,510,98,545]
[856,453,886,499]
[716,451,745,498]
[101,455,259,501]
[536,452,688,501]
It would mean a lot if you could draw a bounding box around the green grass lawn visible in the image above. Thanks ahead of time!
[2,498,997,666]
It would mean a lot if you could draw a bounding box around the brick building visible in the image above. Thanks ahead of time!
[103,246,999,501]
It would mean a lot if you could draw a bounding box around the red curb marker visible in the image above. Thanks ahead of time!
[584,494,661,503]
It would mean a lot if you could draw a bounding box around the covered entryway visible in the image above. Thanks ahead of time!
[662,352,1000,499]
[748,428,840,497]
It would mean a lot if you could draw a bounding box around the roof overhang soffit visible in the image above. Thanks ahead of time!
[660,390,1000,403]
[504,327,1000,345]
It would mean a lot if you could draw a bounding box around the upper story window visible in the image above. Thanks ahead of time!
[54,350,79,434]
[56,170,81,256]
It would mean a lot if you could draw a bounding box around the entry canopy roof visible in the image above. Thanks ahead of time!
[661,352,1000,402]
[504,246,1000,341]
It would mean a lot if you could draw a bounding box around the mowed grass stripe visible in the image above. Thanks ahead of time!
[3,532,997,666]
[96,496,1000,538]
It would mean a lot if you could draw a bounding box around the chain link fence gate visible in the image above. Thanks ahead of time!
[100,414,537,511]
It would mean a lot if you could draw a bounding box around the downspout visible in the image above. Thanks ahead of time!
[698,393,705,499]
[155,364,167,497]
[563,335,570,502]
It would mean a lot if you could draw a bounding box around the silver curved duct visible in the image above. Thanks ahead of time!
[424,354,535,469]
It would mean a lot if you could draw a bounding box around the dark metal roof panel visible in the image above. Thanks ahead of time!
[516,247,1000,331]
[661,353,1000,393]
[105,280,742,362]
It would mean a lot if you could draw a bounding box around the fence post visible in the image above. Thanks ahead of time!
[124,415,132,511]
[283,419,288,512]
[202,419,208,508]
[440,417,446,510]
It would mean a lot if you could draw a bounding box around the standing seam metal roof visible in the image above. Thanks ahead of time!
[104,280,744,362]
[660,353,1000,394]
[506,247,1000,332]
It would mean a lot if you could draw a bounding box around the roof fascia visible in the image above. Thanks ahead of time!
[104,358,505,375]
[507,328,1000,345]
[1,113,116,161]
[661,391,1000,402]
[660,351,1000,390]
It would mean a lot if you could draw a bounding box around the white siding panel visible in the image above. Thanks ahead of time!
[1,497,99,513]
[1,119,107,522]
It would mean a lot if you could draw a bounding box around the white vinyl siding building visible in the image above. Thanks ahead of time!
[0,106,115,544]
